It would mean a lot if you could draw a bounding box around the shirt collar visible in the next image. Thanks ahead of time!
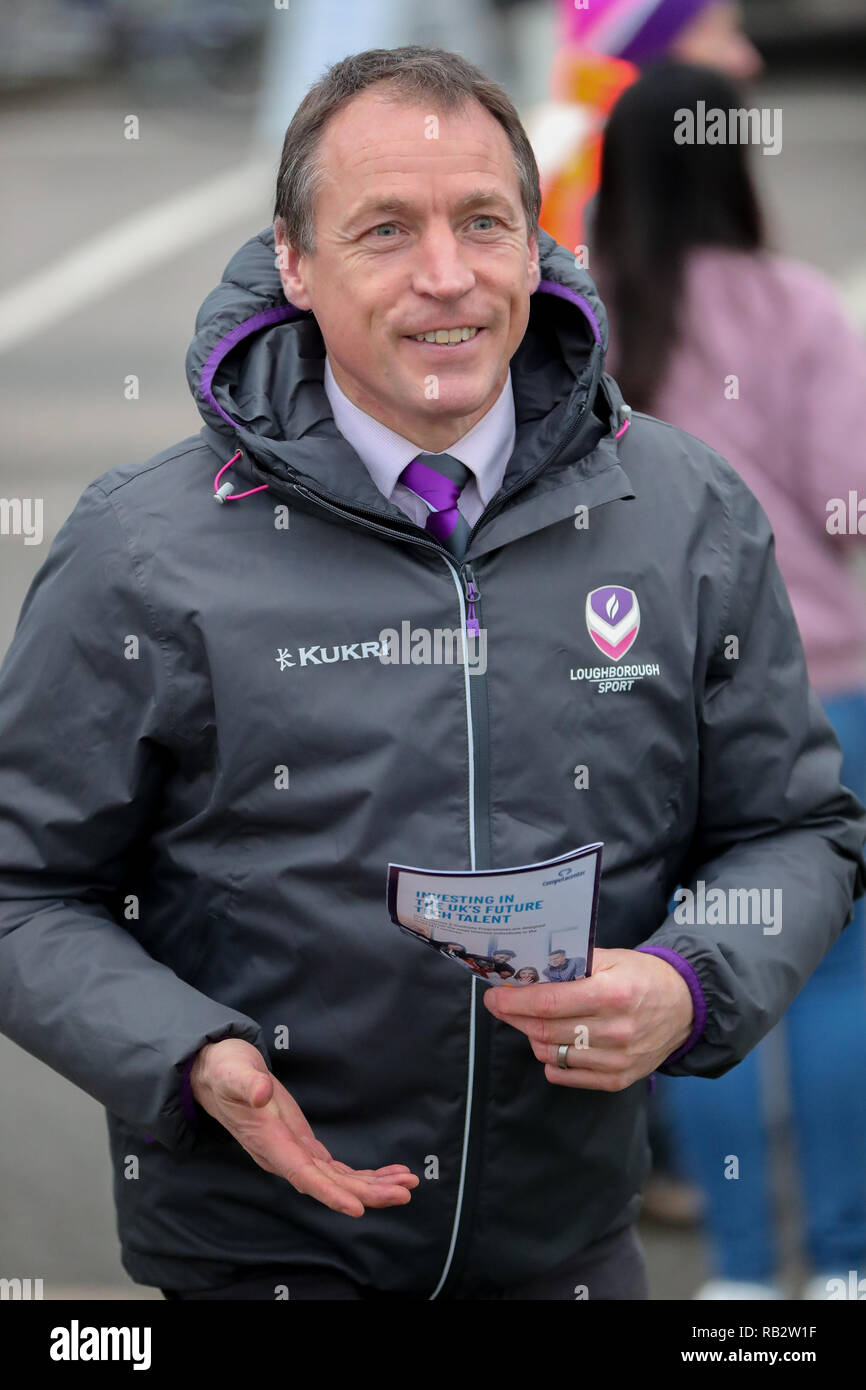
[323,356,515,508]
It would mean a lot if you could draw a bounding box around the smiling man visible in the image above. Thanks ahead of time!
[0,46,864,1303]
[272,83,537,454]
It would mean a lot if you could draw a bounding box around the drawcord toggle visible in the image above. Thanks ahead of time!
[213,448,271,503]
[615,403,632,439]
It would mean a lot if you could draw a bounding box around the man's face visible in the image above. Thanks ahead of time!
[275,87,540,454]
[549,952,566,966]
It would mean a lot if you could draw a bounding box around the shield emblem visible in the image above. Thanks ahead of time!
[585,585,640,661]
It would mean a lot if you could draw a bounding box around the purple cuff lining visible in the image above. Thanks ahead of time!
[634,944,707,1065]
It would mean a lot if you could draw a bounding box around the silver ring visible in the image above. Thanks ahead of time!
[556,1043,570,1070]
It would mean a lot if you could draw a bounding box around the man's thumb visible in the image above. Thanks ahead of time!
[245,1065,273,1109]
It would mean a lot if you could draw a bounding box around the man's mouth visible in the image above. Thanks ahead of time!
[406,326,483,345]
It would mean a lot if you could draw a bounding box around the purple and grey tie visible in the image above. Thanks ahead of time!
[398,452,472,560]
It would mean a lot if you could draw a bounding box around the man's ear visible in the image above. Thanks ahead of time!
[527,230,541,294]
[273,217,313,311]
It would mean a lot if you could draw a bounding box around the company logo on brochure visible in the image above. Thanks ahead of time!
[585,585,640,660]
[543,865,588,886]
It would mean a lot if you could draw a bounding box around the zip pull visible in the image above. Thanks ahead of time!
[463,564,481,638]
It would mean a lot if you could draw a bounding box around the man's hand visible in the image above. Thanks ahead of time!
[482,948,694,1090]
[189,1038,419,1216]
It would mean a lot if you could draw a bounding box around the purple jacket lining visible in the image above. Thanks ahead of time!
[199,302,306,429]
[534,279,603,343]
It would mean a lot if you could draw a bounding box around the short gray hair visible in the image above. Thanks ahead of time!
[274,46,541,255]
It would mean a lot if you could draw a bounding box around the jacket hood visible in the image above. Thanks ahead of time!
[185,224,623,511]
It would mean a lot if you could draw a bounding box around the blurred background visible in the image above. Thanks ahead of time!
[1,0,864,1299]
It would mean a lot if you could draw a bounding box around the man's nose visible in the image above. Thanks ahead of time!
[410,228,477,301]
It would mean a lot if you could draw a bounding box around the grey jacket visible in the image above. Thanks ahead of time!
[0,226,863,1297]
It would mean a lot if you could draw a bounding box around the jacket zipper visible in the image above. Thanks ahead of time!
[288,483,488,1298]
[427,560,495,1300]
[427,557,482,1299]
[459,564,491,872]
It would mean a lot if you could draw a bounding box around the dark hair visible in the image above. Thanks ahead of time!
[594,61,768,411]
[273,45,541,255]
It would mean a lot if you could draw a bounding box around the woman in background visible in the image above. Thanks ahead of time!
[527,0,762,251]
[593,61,866,1300]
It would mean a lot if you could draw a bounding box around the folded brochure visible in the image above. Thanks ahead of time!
[387,843,603,986]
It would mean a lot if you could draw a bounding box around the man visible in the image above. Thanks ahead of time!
[543,949,586,983]
[490,949,517,977]
[0,46,863,1302]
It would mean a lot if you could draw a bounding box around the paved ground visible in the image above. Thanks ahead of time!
[0,58,864,1300]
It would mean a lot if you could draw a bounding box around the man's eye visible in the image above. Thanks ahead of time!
[370,224,399,237]
[471,215,499,230]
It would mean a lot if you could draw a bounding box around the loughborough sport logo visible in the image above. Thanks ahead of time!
[585,585,640,661]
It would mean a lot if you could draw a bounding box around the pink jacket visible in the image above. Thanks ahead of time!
[602,247,866,695]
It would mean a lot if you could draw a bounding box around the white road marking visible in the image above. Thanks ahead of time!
[0,160,274,354]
